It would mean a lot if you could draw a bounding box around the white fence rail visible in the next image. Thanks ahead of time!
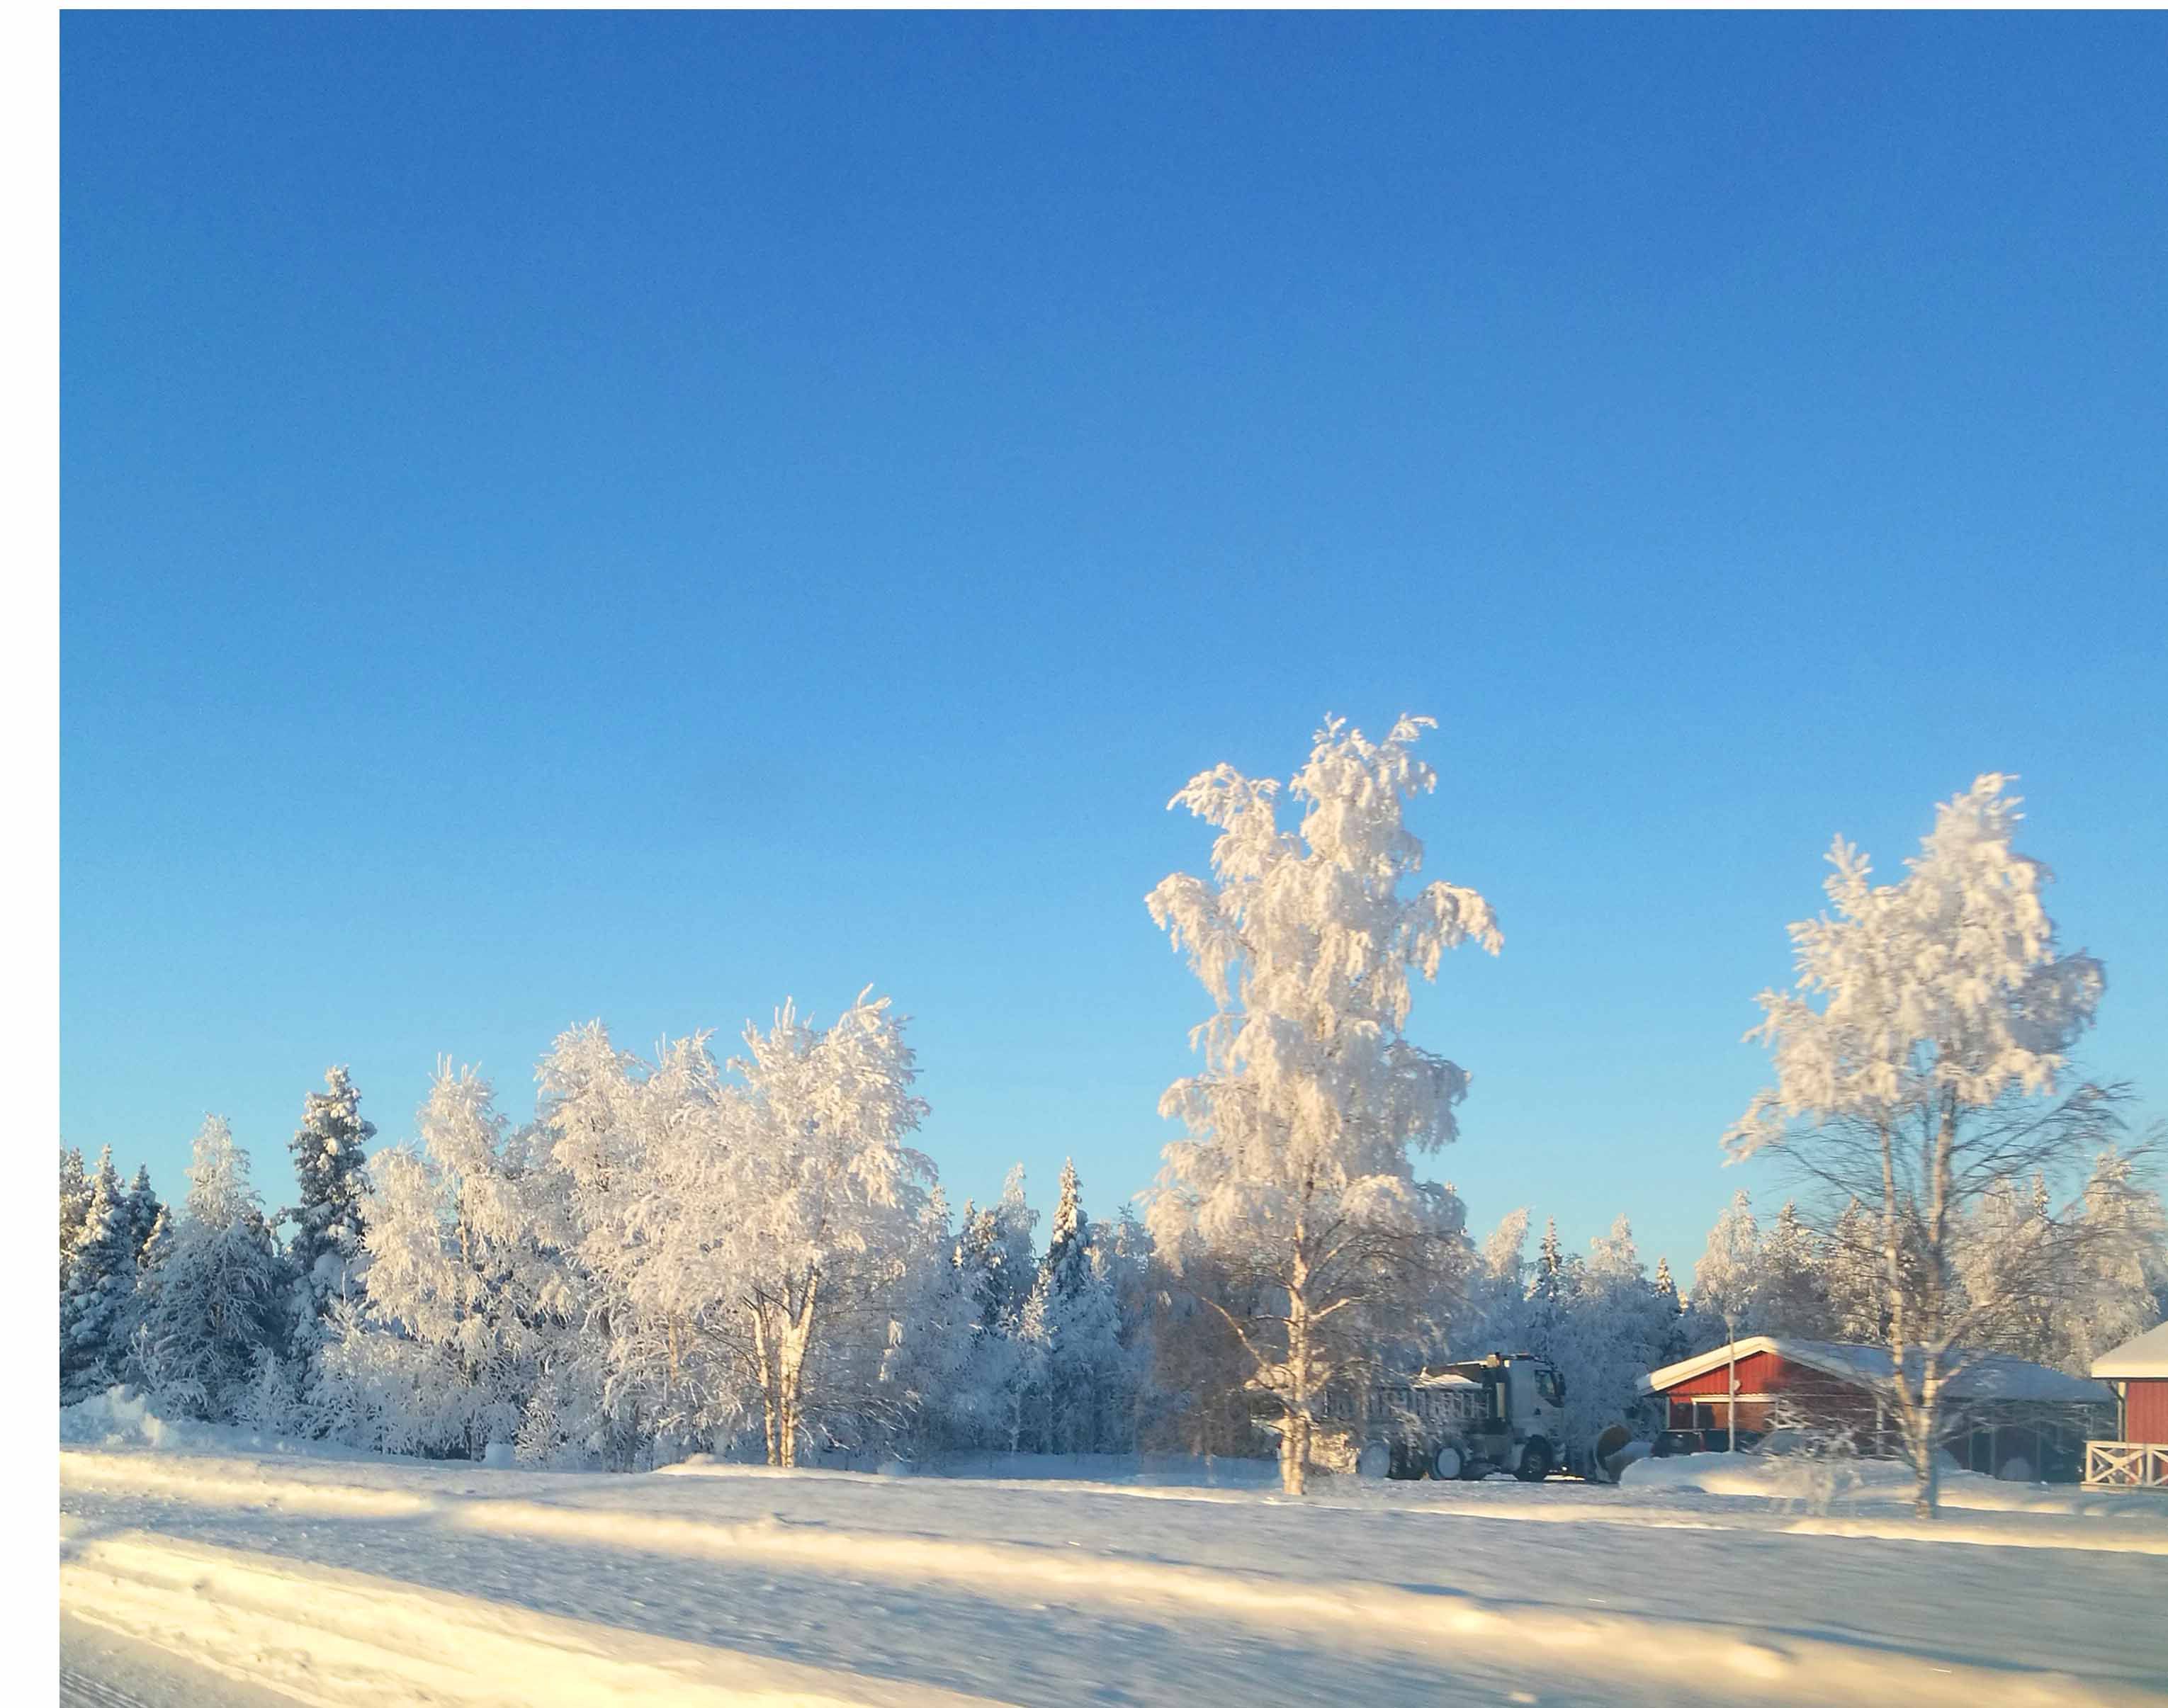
[2084,1440,2168,1488]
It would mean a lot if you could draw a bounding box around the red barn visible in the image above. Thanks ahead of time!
[2088,1321,2168,1488]
[1638,1336,2113,1481]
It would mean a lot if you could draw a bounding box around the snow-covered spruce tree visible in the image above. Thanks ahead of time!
[60,1148,138,1402]
[716,991,933,1467]
[1726,775,2142,1517]
[284,1067,376,1360]
[1146,714,1501,1494]
[931,1197,1035,1452]
[1651,1255,1692,1365]
[123,1203,178,1388]
[131,1119,288,1420]
[123,1165,163,1265]
[1029,1163,1131,1454]
[1046,1160,1086,1291]
[988,1165,1039,1330]
[60,1146,93,1293]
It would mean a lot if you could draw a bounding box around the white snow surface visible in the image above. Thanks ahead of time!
[2094,1320,2168,1379]
[60,1422,2168,1707]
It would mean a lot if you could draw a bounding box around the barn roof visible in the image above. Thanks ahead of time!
[1637,1336,2112,1404]
[2092,1321,2168,1379]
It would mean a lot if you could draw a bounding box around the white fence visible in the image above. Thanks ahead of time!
[2084,1440,2168,1488]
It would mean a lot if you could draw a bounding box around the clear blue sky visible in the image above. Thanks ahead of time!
[62,12,2168,1279]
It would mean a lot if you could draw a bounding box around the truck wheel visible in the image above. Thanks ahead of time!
[1516,1440,1552,1483]
[1356,1440,1391,1480]
[1432,1443,1464,1481]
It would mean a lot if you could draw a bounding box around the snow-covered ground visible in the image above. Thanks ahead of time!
[59,1420,2168,1707]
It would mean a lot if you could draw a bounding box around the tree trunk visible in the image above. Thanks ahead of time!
[1907,1372,1943,1520]
[768,1269,820,1471]
[1281,1243,1311,1496]
[750,1306,781,1466]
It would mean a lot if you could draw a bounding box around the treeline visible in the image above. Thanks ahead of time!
[58,1022,1173,1468]
[56,719,2168,1498]
[66,1071,2165,1474]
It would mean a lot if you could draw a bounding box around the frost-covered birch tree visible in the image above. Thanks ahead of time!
[1726,774,2143,1515]
[1147,714,1501,1493]
[321,1066,572,1456]
[716,991,932,1466]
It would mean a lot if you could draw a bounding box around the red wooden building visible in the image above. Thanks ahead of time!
[1639,1336,2113,1481]
[2088,1321,2168,1488]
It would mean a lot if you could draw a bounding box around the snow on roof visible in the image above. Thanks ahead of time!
[2092,1320,2168,1380]
[1637,1336,2112,1405]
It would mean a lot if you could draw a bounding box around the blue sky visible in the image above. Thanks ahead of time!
[62,13,2168,1277]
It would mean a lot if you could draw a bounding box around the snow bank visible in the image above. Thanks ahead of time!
[734,1449,1287,1489]
[62,1527,996,1707]
[64,1444,2168,1706]
[59,1388,193,1450]
[1614,1452,2168,1551]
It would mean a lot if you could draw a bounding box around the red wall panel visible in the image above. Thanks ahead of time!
[2125,1380,2168,1444]
[1665,1352,1785,1397]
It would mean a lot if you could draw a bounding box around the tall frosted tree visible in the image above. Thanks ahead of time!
[322,1065,570,1457]
[286,1068,377,1330]
[988,1165,1039,1330]
[1146,714,1502,1493]
[132,1119,288,1420]
[60,1146,93,1292]
[1034,1160,1130,1453]
[1455,1209,1532,1356]
[1727,775,2138,1515]
[124,1165,164,1266]
[1046,1159,1087,1291]
[1693,1189,1763,1346]
[1758,1201,1831,1337]
[60,1148,137,1401]
[716,991,933,1466]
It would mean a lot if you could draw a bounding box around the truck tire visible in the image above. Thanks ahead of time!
[1356,1440,1391,1480]
[1516,1440,1552,1483]
[1432,1443,1464,1481]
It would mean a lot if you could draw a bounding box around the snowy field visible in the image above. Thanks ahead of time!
[58,1413,2168,1708]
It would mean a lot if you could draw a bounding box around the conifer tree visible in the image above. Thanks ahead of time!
[133,1118,288,1421]
[60,1146,92,1291]
[989,1165,1039,1328]
[61,1149,138,1401]
[124,1165,164,1266]
[1046,1158,1088,1294]
[1534,1217,1566,1306]
[1652,1255,1691,1364]
[286,1066,376,1319]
